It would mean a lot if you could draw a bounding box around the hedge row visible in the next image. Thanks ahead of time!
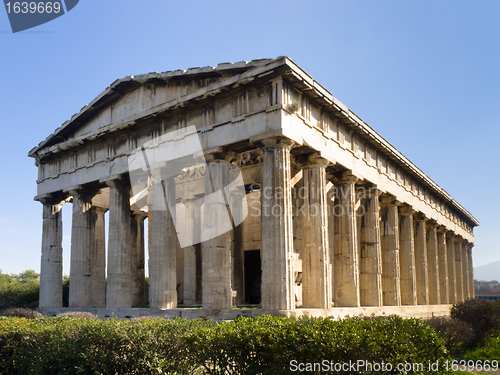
[0,315,450,374]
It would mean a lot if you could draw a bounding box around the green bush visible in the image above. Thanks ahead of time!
[0,315,451,374]
[185,315,450,374]
[463,335,500,361]
[0,316,211,375]
[427,316,475,355]
[451,299,500,344]
[0,270,40,308]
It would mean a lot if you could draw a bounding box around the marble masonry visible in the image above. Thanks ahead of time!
[30,57,478,319]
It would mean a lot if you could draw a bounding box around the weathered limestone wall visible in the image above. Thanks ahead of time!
[33,57,477,317]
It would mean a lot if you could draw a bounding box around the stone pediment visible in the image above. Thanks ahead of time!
[28,57,281,159]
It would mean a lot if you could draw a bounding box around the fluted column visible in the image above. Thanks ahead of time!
[106,179,134,308]
[68,187,97,308]
[454,237,464,303]
[259,137,295,310]
[462,241,470,300]
[231,190,246,306]
[359,187,382,307]
[131,213,146,306]
[39,197,64,309]
[414,214,428,305]
[426,222,440,305]
[437,227,449,304]
[468,244,474,299]
[399,205,417,305]
[183,199,202,306]
[149,175,177,309]
[202,152,235,310]
[380,196,401,306]
[90,206,106,307]
[333,172,360,307]
[327,184,335,304]
[302,154,331,309]
[446,232,457,304]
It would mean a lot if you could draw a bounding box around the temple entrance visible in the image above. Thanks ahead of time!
[244,250,261,304]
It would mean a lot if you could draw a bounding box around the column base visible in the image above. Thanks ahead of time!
[38,304,453,321]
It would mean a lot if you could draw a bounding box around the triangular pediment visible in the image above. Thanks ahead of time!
[28,58,280,157]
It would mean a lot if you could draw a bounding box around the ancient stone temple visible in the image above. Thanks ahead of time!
[30,57,478,319]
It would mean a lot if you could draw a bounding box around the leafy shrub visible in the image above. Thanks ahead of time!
[185,315,450,375]
[0,316,211,375]
[0,270,40,308]
[451,299,500,344]
[0,315,451,375]
[56,311,99,319]
[463,334,500,361]
[0,308,42,319]
[427,317,475,355]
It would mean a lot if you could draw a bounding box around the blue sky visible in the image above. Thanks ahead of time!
[0,0,498,276]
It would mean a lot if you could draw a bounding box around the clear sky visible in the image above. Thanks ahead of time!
[0,0,498,276]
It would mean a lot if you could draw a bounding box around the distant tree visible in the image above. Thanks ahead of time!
[0,270,40,308]
[475,279,500,295]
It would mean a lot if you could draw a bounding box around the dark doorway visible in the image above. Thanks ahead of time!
[244,250,261,304]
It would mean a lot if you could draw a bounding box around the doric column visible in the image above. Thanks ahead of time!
[231,189,246,306]
[183,199,202,306]
[301,154,331,309]
[149,175,177,309]
[258,137,295,310]
[426,222,440,305]
[202,151,235,310]
[380,196,401,306]
[333,172,360,307]
[106,179,134,308]
[414,213,428,305]
[454,237,464,303]
[68,187,97,308]
[446,232,457,304]
[462,240,470,300]
[90,206,106,308]
[359,186,382,307]
[437,226,449,304]
[398,205,417,305]
[131,213,146,307]
[327,184,335,304]
[468,244,474,299]
[39,196,64,309]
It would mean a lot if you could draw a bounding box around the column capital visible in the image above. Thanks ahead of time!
[35,192,66,206]
[413,212,427,222]
[357,186,382,198]
[437,225,448,233]
[253,136,295,150]
[203,146,238,163]
[333,171,359,185]
[398,204,415,216]
[296,152,330,168]
[379,194,401,207]
[64,185,99,198]
[426,220,439,228]
[102,178,131,190]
